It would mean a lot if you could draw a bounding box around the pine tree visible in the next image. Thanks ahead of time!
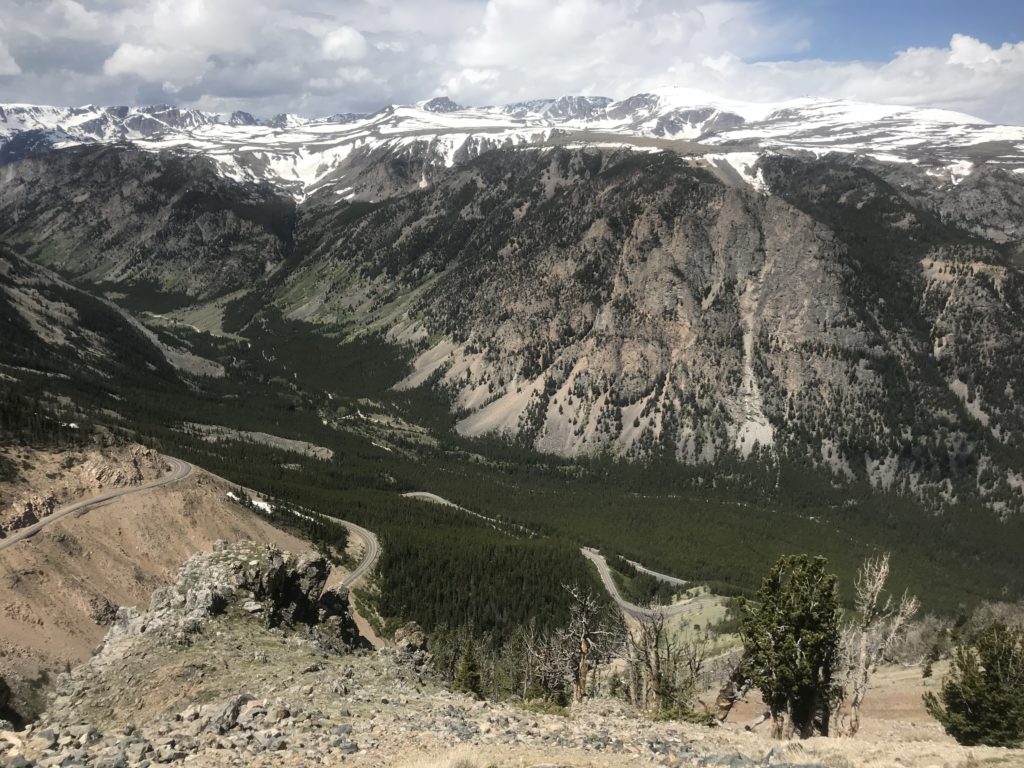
[740,554,841,738]
[924,621,1024,747]
[454,638,483,698]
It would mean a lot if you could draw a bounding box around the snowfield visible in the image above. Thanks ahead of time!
[3,88,1023,200]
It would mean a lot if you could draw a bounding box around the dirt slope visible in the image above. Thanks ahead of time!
[0,451,309,717]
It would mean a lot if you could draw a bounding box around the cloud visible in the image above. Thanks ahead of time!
[440,0,806,104]
[690,35,1024,124]
[321,26,368,61]
[103,43,207,87]
[0,42,19,76]
[0,0,1022,124]
[0,17,21,75]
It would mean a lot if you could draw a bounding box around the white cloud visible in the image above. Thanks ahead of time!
[0,42,19,76]
[441,0,798,104]
[0,16,21,76]
[103,43,207,87]
[688,35,1024,125]
[0,0,1021,125]
[322,26,368,61]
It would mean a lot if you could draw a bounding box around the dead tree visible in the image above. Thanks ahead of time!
[558,584,624,703]
[715,662,751,722]
[838,552,920,736]
[626,607,711,713]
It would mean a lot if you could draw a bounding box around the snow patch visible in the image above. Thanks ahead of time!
[703,152,769,193]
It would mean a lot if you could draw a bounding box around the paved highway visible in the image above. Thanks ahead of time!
[0,457,382,592]
[403,490,718,621]
[0,455,192,552]
[228,481,381,589]
[0,456,700,624]
[581,547,720,620]
[327,516,380,589]
[402,491,535,536]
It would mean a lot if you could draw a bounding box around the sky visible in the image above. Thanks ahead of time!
[0,0,1022,123]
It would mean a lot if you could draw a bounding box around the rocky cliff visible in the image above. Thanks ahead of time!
[0,146,294,300]
[1,139,1022,512]
[285,148,1024,512]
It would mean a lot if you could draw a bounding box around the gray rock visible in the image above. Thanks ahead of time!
[213,694,254,734]
[393,622,427,653]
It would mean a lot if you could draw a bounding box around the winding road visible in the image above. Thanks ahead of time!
[229,484,381,589]
[402,491,535,536]
[0,456,382,592]
[581,547,721,620]
[403,489,720,621]
[328,517,380,589]
[1,455,706,625]
[0,455,193,553]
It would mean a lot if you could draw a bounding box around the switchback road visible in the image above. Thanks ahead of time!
[0,457,381,593]
[328,516,379,589]
[0,455,192,553]
[581,547,720,620]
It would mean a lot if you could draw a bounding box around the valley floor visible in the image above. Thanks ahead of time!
[1,449,1021,767]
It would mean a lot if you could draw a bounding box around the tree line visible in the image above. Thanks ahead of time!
[425,550,1023,749]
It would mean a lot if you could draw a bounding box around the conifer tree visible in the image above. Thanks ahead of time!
[924,621,1024,747]
[740,555,841,738]
[454,638,483,697]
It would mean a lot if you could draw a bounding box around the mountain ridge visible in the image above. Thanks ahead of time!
[3,90,1022,200]
[1,91,1023,516]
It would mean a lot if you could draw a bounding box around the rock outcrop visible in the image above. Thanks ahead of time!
[87,540,362,664]
[2,138,1023,513]
[289,148,1024,512]
[0,146,294,299]
[0,445,170,538]
[1,543,1021,767]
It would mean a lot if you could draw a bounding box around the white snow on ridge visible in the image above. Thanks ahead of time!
[3,91,1024,198]
[704,153,770,193]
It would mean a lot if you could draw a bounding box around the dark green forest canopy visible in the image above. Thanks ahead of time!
[2,304,1021,634]
[3,143,1024,633]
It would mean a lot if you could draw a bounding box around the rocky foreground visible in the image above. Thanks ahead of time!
[1,542,1019,768]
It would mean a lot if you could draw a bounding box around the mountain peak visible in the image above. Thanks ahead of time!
[421,96,464,113]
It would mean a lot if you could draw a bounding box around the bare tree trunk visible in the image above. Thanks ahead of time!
[745,711,771,731]
[715,664,749,722]
[839,553,920,737]
[771,710,786,739]
[572,636,590,703]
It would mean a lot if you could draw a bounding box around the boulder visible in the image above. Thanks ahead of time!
[394,622,427,653]
[213,694,254,734]
[87,596,119,626]
[318,584,350,620]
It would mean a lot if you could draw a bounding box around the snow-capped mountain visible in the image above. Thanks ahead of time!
[3,89,1024,514]
[2,88,1023,200]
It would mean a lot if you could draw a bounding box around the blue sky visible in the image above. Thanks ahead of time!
[0,0,1022,122]
[777,0,1023,61]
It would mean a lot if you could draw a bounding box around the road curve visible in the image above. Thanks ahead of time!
[229,482,381,590]
[0,455,193,553]
[402,491,535,536]
[581,547,720,620]
[326,516,380,589]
